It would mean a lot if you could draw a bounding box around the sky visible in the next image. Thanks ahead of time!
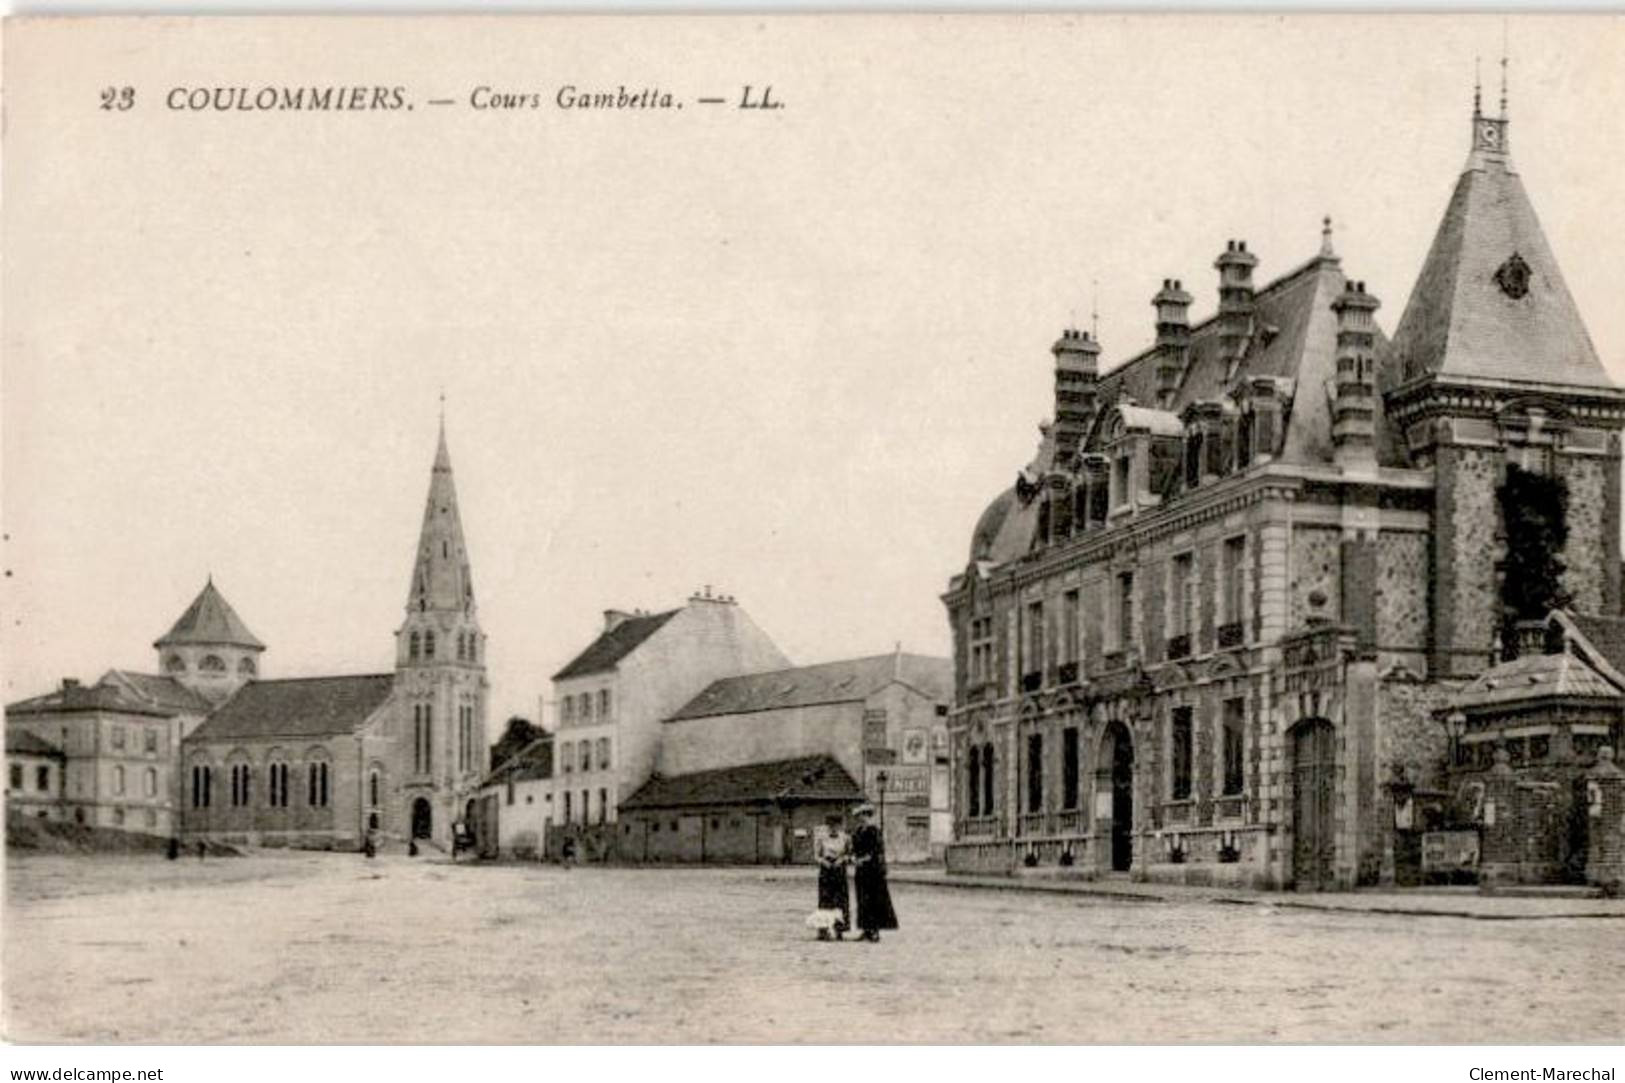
[5,14,1624,728]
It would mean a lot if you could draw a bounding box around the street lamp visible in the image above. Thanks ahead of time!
[1444,709,1468,772]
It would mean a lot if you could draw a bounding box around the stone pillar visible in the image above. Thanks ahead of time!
[1477,746,1519,886]
[1585,746,1625,891]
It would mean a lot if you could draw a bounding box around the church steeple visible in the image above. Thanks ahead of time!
[393,415,489,842]
[397,418,483,669]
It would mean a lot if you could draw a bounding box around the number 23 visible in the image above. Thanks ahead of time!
[99,86,135,111]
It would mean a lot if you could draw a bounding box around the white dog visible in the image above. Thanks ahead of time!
[804,908,845,939]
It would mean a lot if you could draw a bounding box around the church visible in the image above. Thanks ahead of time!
[175,420,490,851]
[943,84,1624,889]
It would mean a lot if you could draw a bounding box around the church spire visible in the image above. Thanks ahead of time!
[406,417,475,618]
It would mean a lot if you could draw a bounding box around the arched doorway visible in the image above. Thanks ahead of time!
[411,797,433,840]
[1097,721,1135,872]
[1290,718,1336,890]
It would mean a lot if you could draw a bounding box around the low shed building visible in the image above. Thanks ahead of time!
[617,754,863,864]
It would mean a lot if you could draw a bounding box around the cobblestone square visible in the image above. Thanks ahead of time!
[4,853,1621,1044]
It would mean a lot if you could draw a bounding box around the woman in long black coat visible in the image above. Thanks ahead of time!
[850,805,898,942]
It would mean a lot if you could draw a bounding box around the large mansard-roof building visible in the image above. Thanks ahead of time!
[943,90,1624,889]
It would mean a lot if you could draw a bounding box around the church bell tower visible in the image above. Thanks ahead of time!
[395,415,489,845]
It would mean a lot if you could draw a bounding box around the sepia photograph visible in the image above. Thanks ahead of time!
[3,11,1624,1055]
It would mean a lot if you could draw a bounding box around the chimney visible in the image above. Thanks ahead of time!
[1513,619,1550,659]
[1051,327,1102,465]
[603,609,633,632]
[1152,278,1193,409]
[1331,279,1381,475]
[1214,240,1258,374]
[61,678,80,691]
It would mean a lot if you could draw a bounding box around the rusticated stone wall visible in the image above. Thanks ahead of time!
[1560,455,1609,615]
[1435,445,1502,677]
[1289,525,1342,629]
[1376,531,1430,668]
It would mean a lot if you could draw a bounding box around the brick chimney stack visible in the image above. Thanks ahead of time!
[1051,327,1102,465]
[1331,279,1381,475]
[1215,240,1258,373]
[1152,278,1193,409]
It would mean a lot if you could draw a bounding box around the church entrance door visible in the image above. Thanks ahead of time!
[411,797,432,840]
[1290,719,1336,890]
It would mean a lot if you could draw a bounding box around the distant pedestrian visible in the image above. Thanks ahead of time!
[408,838,419,857]
[196,841,206,861]
[363,829,377,859]
[850,804,897,943]
[813,815,851,940]
[166,837,180,861]
[561,837,576,869]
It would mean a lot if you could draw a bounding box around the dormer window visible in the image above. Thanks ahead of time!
[200,655,226,674]
[1236,410,1254,469]
[1184,430,1204,489]
[1113,454,1132,510]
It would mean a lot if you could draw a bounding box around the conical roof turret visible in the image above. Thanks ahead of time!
[155,578,264,651]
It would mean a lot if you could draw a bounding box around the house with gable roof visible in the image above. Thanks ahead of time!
[542,588,788,851]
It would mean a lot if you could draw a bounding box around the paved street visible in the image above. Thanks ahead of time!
[5,852,1622,1044]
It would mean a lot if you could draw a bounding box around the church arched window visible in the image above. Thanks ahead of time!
[165,654,186,674]
[425,631,436,660]
[369,769,380,808]
[228,760,252,807]
[200,655,226,673]
[191,762,214,809]
[409,632,420,661]
[267,759,289,808]
[307,756,330,808]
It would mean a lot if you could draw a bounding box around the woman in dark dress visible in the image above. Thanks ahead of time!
[814,815,852,940]
[850,804,898,942]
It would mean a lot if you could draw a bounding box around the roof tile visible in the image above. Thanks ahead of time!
[667,653,951,722]
[553,610,680,681]
[620,755,863,811]
[188,675,394,742]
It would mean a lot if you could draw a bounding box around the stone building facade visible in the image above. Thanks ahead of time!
[942,91,1624,889]
[6,674,209,837]
[5,727,68,824]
